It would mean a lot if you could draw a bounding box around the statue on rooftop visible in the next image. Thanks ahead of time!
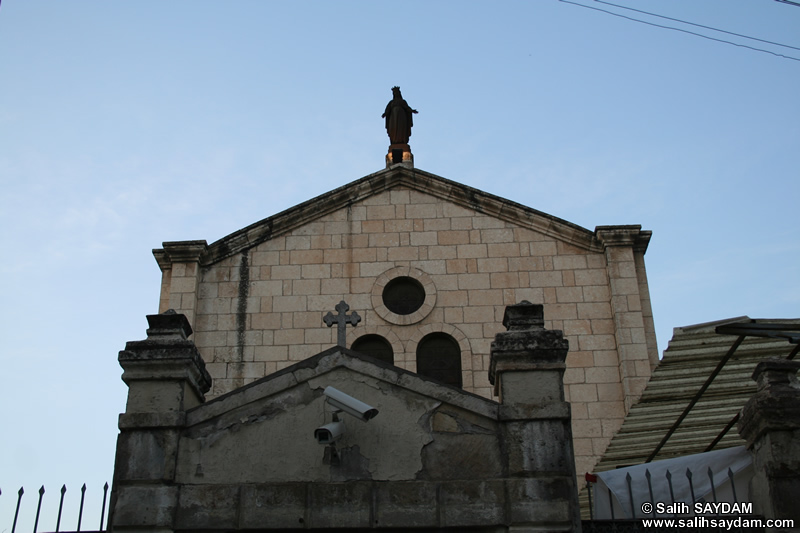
[382,86,418,145]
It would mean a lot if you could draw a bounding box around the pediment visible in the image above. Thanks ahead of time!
[187,346,498,429]
[174,347,501,485]
[157,166,608,267]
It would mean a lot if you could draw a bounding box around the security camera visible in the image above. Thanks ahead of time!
[314,420,344,444]
[323,386,379,422]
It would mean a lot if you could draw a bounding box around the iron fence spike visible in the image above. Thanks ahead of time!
[12,487,24,533]
[56,484,67,533]
[728,467,738,503]
[625,472,635,518]
[645,469,655,517]
[666,469,676,505]
[77,483,86,532]
[100,482,110,531]
[608,487,615,520]
[34,486,45,533]
[686,468,697,511]
[708,467,718,507]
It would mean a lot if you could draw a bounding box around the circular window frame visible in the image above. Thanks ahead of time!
[372,266,436,325]
[382,276,426,316]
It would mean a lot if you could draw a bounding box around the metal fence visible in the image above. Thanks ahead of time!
[583,466,763,533]
[587,466,745,520]
[2,483,109,533]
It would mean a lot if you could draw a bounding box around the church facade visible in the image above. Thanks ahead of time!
[153,165,657,476]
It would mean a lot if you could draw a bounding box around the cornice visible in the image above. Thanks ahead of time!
[595,224,651,253]
[155,167,647,267]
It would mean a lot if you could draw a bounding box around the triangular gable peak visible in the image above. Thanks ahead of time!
[156,166,606,267]
[176,346,500,486]
[191,345,499,432]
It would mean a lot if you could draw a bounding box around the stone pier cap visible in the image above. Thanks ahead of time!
[489,301,569,387]
[118,310,212,401]
[738,357,800,448]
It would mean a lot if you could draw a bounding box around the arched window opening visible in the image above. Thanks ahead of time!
[416,332,462,388]
[351,334,394,365]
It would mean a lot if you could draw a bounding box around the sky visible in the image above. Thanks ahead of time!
[1,0,798,528]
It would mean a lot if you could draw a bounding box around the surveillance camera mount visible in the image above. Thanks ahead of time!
[314,386,379,449]
[322,386,379,422]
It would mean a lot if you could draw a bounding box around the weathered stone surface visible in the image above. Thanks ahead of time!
[504,420,575,475]
[239,483,308,528]
[120,311,212,410]
[420,433,503,480]
[114,429,178,482]
[506,477,578,528]
[111,306,581,531]
[738,358,800,448]
[489,303,569,397]
[374,481,438,528]
[440,480,506,527]
[307,482,373,528]
[175,484,240,529]
[737,358,800,525]
[111,485,178,527]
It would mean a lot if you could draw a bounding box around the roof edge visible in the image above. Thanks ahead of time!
[155,166,624,266]
[185,346,500,426]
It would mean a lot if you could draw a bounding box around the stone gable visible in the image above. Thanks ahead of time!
[152,165,658,476]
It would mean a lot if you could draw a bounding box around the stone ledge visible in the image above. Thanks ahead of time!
[119,412,186,429]
[595,225,651,253]
[499,402,571,421]
[162,479,576,530]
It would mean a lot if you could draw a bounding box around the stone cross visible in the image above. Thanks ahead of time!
[323,300,361,348]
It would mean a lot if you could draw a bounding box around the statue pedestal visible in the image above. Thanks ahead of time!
[386,144,414,168]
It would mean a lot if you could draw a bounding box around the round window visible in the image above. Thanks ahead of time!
[382,276,425,316]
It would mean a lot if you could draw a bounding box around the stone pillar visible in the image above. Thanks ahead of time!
[109,310,211,532]
[489,301,581,533]
[153,240,208,325]
[595,225,654,412]
[737,358,800,530]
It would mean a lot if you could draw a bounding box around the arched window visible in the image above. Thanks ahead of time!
[416,332,462,388]
[351,334,394,365]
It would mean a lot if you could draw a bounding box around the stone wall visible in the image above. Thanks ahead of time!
[110,304,581,531]
[152,166,657,478]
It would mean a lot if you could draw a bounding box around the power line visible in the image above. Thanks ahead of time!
[594,0,800,52]
[558,0,800,63]
[775,0,800,7]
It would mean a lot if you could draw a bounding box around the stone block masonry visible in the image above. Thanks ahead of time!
[153,165,657,481]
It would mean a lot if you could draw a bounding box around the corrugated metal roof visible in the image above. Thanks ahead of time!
[579,316,799,518]
[594,317,799,471]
